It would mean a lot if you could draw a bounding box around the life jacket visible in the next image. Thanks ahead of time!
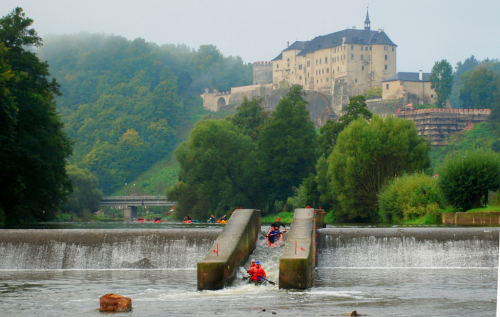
[249,265,266,281]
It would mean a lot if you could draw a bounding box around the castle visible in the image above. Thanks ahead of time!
[201,10,437,117]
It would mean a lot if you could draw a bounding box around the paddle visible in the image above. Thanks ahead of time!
[262,277,276,285]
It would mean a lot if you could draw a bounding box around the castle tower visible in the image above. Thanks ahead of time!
[364,8,371,31]
[253,61,273,85]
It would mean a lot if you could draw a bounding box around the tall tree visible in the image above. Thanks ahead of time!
[430,60,454,108]
[258,85,317,211]
[318,95,372,158]
[167,119,259,219]
[459,67,500,109]
[0,8,72,224]
[328,115,430,221]
[229,96,267,141]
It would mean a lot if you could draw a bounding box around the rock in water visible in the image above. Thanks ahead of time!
[100,293,132,312]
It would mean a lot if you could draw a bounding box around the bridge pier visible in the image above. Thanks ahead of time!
[123,206,138,222]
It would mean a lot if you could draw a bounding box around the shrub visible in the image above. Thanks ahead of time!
[437,149,500,211]
[378,173,444,223]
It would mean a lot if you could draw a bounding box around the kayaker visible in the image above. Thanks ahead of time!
[271,217,287,231]
[267,226,282,244]
[220,214,227,221]
[248,261,266,281]
[207,215,216,223]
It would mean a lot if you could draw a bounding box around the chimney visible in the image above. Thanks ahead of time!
[419,70,423,81]
[287,41,289,48]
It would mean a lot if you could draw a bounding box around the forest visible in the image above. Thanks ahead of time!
[37,32,252,195]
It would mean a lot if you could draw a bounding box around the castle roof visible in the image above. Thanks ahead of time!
[383,72,431,82]
[274,28,396,59]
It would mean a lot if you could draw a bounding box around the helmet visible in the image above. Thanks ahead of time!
[255,261,260,265]
[251,259,255,262]
[277,217,281,221]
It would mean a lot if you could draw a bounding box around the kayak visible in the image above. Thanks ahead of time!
[137,218,145,223]
[154,220,162,223]
[267,228,283,247]
[245,278,268,286]
[183,220,192,224]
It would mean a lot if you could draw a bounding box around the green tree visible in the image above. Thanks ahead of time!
[0,8,73,224]
[167,119,259,219]
[437,149,500,211]
[229,96,267,141]
[62,165,103,217]
[365,86,382,99]
[378,173,444,223]
[258,85,317,211]
[430,60,454,108]
[328,115,430,221]
[459,67,500,109]
[318,95,372,158]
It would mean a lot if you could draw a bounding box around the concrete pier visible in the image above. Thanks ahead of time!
[197,209,260,290]
[123,206,137,222]
[279,208,317,289]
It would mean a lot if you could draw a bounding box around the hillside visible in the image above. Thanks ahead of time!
[38,33,250,194]
[429,121,500,171]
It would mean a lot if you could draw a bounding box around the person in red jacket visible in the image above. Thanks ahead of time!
[248,261,266,281]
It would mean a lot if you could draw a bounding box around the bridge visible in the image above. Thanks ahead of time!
[100,196,176,221]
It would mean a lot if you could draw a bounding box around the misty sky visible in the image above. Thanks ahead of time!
[2,0,499,73]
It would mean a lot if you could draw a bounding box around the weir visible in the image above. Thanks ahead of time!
[197,209,260,290]
[317,228,500,268]
[0,229,221,270]
[279,208,317,289]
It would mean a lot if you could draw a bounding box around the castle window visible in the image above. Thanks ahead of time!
[300,75,302,80]
[321,79,323,82]
[320,59,322,64]
[351,54,354,60]
[317,80,318,83]
[361,46,363,51]
[366,46,368,50]
[299,64,302,70]
[370,46,372,50]
[362,66,364,71]
[392,47,395,52]
[325,57,328,63]
[355,79,358,83]
[316,60,318,65]
[287,63,290,67]
[277,64,279,69]
[384,46,388,51]
[361,55,364,60]
[385,65,388,70]
[338,67,339,71]
[287,58,290,62]
[327,78,329,82]
[431,94,434,98]
[385,55,388,60]
[308,72,309,77]
[351,45,354,50]
[386,84,389,90]
[327,68,329,73]
[307,61,310,66]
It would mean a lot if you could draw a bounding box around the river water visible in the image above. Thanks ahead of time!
[0,224,497,316]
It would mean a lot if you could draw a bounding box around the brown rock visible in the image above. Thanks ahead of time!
[99,293,132,312]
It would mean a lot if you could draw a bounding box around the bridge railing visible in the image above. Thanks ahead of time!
[101,196,167,201]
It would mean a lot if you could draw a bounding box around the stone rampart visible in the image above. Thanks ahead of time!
[398,108,491,146]
[197,209,260,290]
[253,61,272,85]
[230,84,273,105]
[279,208,317,289]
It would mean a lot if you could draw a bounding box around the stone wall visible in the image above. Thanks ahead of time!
[398,108,491,146]
[230,84,273,105]
[366,97,404,115]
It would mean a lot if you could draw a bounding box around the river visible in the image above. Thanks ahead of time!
[0,223,497,316]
